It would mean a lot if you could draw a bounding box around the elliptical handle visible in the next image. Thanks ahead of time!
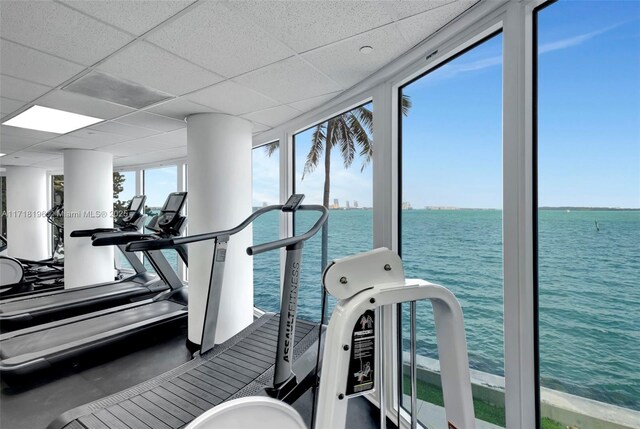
[247,204,328,255]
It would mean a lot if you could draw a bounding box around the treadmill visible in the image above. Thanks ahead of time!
[0,196,148,299]
[0,192,187,331]
[48,195,329,429]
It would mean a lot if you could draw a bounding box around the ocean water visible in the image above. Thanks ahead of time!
[253,209,639,411]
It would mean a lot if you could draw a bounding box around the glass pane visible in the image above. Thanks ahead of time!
[536,1,640,427]
[143,166,178,273]
[293,103,373,323]
[114,171,136,270]
[400,33,504,427]
[252,142,281,312]
[1,176,6,239]
[51,175,65,259]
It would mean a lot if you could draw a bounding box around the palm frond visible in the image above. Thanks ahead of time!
[334,116,355,169]
[347,113,372,171]
[263,141,280,157]
[353,105,373,133]
[302,124,326,179]
[401,94,412,117]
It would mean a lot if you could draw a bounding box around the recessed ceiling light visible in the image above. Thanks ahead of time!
[360,45,374,55]
[1,105,103,134]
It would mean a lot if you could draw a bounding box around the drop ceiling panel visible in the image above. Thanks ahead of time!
[289,92,341,113]
[114,145,187,167]
[252,122,271,134]
[227,1,393,53]
[34,133,107,150]
[302,24,411,88]
[0,75,51,102]
[1,125,59,142]
[115,111,185,132]
[68,128,133,146]
[89,121,161,138]
[0,0,134,65]
[234,57,343,104]
[97,42,224,96]
[381,0,458,21]
[60,0,194,36]
[242,105,301,128]
[31,157,64,169]
[0,150,59,166]
[104,129,186,156]
[395,1,477,47]
[0,40,86,88]
[37,90,135,120]
[147,1,294,77]
[0,97,24,116]
[145,98,217,121]
[186,81,279,116]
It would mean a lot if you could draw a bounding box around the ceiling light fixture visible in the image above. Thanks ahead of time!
[2,105,103,134]
[360,45,374,55]
[0,153,5,157]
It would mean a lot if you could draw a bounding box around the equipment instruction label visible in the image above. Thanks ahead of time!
[346,309,375,396]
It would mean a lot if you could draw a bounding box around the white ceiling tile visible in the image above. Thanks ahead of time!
[242,105,301,128]
[145,98,217,121]
[34,133,106,150]
[186,81,279,116]
[0,150,58,166]
[89,121,161,138]
[0,0,134,65]
[1,125,59,142]
[302,24,411,88]
[60,0,193,36]
[104,129,186,156]
[37,90,135,120]
[380,0,459,21]
[97,42,224,96]
[0,74,51,102]
[0,39,86,87]
[395,1,478,47]
[147,1,294,77]
[288,92,341,113]
[234,57,343,104]
[115,111,185,132]
[227,1,394,53]
[0,97,25,115]
[68,128,133,146]
[31,157,64,169]
[252,122,271,134]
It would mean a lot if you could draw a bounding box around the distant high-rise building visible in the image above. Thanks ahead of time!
[262,201,268,207]
[332,198,339,209]
[402,201,413,210]
[354,201,359,208]
[346,200,350,209]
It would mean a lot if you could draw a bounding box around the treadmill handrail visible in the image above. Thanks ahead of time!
[125,204,328,254]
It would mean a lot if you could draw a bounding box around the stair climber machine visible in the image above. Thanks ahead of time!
[185,248,477,429]
[48,194,330,429]
[0,195,149,298]
[0,192,187,334]
[0,203,65,296]
[0,193,189,378]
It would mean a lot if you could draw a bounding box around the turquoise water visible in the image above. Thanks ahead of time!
[253,209,639,411]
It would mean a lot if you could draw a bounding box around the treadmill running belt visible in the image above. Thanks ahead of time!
[50,313,320,429]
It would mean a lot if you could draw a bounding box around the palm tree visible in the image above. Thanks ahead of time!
[265,96,412,269]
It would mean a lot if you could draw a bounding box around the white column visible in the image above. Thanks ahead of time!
[187,113,253,345]
[63,149,114,288]
[5,166,48,260]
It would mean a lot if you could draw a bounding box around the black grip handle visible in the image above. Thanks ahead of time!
[247,204,328,255]
[126,238,174,252]
[71,228,116,237]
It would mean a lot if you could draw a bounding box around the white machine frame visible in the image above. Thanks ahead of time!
[187,248,476,429]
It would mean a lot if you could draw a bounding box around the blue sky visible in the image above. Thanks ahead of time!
[141,1,639,210]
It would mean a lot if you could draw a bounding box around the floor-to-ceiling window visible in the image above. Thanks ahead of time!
[535,1,640,425]
[51,174,64,259]
[400,33,504,428]
[113,170,136,270]
[143,165,179,272]
[293,102,374,323]
[252,141,281,312]
[0,176,6,239]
